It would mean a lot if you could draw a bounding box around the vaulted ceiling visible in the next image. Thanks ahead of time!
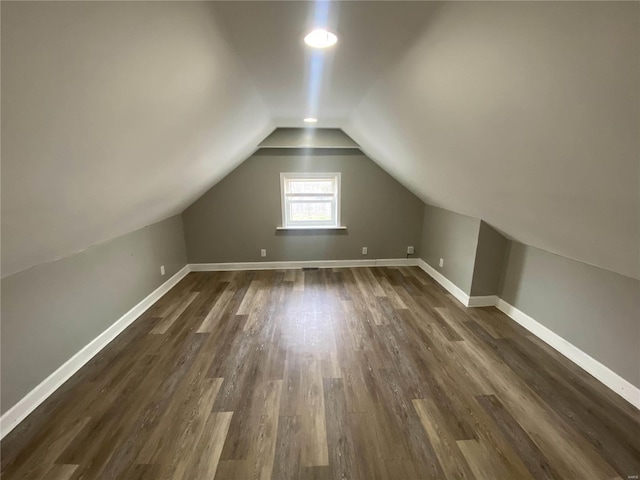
[2,1,638,279]
[1,2,273,276]
[346,1,640,279]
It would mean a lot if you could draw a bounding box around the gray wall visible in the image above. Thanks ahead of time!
[419,204,639,389]
[471,221,508,296]
[183,148,424,263]
[1,215,188,413]
[499,242,640,389]
[420,204,480,294]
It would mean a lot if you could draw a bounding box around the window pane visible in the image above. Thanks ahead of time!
[287,180,334,194]
[281,173,340,228]
[284,195,333,201]
[289,201,333,222]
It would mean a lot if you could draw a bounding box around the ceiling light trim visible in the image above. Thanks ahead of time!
[304,29,338,49]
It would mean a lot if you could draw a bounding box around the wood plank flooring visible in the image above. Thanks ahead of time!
[2,267,639,479]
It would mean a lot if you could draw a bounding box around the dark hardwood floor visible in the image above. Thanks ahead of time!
[2,267,639,479]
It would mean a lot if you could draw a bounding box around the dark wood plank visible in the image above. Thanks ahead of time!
[476,394,562,480]
[2,268,637,480]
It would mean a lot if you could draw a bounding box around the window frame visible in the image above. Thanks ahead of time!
[280,172,342,229]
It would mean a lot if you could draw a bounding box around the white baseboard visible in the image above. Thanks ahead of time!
[190,258,418,271]
[417,259,639,409]
[495,299,640,409]
[417,259,471,306]
[467,295,499,307]
[0,264,191,439]
[3,258,636,441]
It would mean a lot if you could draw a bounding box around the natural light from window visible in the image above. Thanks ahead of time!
[280,173,341,228]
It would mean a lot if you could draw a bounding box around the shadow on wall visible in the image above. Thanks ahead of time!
[498,240,523,302]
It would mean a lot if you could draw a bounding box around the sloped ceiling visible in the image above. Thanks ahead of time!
[211,1,639,278]
[1,1,273,276]
[208,1,438,125]
[346,1,639,279]
[2,1,638,280]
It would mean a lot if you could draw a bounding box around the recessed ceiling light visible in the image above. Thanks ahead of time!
[304,29,337,49]
[304,117,318,123]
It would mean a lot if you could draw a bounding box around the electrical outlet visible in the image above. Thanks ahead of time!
[439,258,444,267]
[160,265,165,276]
[407,246,415,255]
[261,249,267,257]
[362,247,368,255]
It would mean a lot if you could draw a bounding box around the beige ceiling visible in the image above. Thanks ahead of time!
[346,1,640,279]
[1,2,273,276]
[2,1,638,279]
[208,1,439,125]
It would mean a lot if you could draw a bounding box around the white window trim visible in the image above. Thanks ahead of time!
[279,172,344,230]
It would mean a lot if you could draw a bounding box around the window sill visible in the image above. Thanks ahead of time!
[276,226,347,231]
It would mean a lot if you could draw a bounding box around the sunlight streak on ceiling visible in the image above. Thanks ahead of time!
[305,0,334,123]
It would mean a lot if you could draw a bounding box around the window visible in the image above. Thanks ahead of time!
[280,172,341,228]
